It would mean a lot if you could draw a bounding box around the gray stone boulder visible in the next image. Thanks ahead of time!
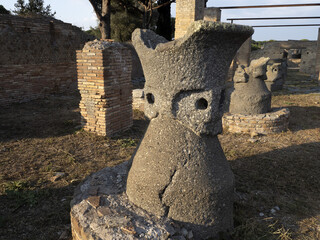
[126,21,253,239]
[230,57,271,115]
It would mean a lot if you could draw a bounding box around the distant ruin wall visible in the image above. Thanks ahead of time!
[0,14,94,106]
[0,63,76,105]
[301,46,317,77]
[251,40,318,76]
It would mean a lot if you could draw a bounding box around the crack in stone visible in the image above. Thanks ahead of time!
[159,152,191,217]
[159,169,177,217]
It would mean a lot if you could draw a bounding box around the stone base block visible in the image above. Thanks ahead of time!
[70,161,195,240]
[223,108,290,135]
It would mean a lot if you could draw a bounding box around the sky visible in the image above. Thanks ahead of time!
[1,0,320,41]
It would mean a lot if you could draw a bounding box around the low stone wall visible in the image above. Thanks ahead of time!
[223,108,290,135]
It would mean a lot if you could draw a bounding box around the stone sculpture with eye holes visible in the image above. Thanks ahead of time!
[126,21,254,239]
[229,57,272,115]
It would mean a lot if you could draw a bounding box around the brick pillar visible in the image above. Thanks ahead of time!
[77,41,132,136]
[175,0,205,39]
[204,7,221,22]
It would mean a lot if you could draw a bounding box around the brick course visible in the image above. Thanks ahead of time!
[0,14,93,106]
[223,108,290,135]
[0,63,77,105]
[77,42,133,136]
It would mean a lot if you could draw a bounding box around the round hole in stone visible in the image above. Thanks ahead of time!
[146,93,155,104]
[195,98,208,110]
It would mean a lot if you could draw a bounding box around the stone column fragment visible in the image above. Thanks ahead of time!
[77,40,132,136]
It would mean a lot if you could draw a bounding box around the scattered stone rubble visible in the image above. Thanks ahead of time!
[71,162,196,240]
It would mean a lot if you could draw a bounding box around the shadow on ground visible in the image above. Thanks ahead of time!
[231,142,320,239]
[287,106,320,131]
[0,182,76,240]
[0,93,82,142]
[1,141,319,240]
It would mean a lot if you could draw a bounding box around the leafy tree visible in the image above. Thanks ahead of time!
[88,0,174,41]
[88,0,142,41]
[251,40,266,51]
[111,1,142,42]
[136,0,174,29]
[0,5,10,14]
[13,0,55,17]
[85,26,101,39]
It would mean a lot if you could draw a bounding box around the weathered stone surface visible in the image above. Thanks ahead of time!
[265,59,287,91]
[126,21,253,239]
[230,57,271,114]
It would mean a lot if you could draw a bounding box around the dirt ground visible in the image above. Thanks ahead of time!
[0,70,319,240]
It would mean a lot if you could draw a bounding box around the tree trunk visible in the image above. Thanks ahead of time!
[100,0,111,39]
[141,0,151,29]
[156,0,171,40]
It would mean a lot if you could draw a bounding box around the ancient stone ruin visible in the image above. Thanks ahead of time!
[77,40,133,136]
[224,58,290,135]
[71,20,253,239]
[251,40,320,79]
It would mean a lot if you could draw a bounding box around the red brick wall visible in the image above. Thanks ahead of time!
[0,14,94,106]
[0,63,77,105]
[77,42,133,136]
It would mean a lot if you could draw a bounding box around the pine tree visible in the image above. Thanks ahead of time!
[14,0,55,17]
[0,5,10,14]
